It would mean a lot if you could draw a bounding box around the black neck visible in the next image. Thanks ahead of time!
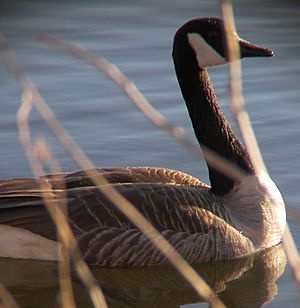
[173,45,254,195]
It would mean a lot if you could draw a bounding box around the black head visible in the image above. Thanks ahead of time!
[173,17,274,69]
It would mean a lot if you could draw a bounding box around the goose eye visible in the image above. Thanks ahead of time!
[207,31,219,40]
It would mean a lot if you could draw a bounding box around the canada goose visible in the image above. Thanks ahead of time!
[0,18,286,267]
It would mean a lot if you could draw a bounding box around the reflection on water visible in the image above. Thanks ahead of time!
[0,245,286,307]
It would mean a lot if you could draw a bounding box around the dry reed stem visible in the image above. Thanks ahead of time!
[0,35,224,307]
[0,34,108,308]
[33,138,76,308]
[58,245,76,308]
[0,282,19,308]
[220,0,300,284]
[220,0,266,174]
[36,180,104,308]
[17,92,108,308]
[39,34,246,185]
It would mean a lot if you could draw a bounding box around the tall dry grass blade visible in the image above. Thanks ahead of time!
[0,33,224,307]
[220,0,266,174]
[36,179,106,308]
[0,282,20,308]
[58,246,76,308]
[33,139,76,308]
[18,94,108,308]
[39,34,246,186]
[0,34,108,308]
[220,0,300,285]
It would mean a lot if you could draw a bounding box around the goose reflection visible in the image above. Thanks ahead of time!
[0,244,286,307]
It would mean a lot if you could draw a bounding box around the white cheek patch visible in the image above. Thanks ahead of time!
[187,32,226,68]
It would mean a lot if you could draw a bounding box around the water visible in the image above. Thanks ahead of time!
[0,0,299,307]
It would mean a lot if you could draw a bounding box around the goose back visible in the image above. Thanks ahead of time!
[0,167,259,266]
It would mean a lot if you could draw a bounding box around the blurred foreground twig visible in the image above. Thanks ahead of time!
[220,0,300,284]
[33,137,76,308]
[39,34,247,185]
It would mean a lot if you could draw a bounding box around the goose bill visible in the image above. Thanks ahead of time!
[239,38,274,58]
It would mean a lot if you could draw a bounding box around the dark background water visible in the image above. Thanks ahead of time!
[0,0,300,307]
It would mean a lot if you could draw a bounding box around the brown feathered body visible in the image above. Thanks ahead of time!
[0,167,285,267]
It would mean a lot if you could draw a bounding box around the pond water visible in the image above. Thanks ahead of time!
[0,0,300,307]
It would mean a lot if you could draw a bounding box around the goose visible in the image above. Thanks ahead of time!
[0,17,286,267]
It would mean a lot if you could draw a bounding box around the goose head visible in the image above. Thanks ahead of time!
[173,17,274,70]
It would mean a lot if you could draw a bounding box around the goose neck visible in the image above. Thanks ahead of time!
[174,65,253,195]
